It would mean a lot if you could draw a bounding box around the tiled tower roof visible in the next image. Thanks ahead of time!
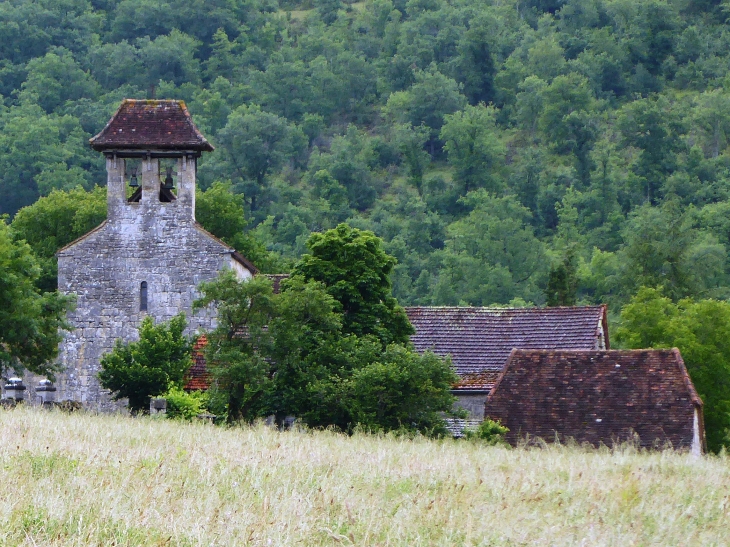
[90,99,214,152]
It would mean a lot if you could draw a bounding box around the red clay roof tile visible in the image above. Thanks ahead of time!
[184,335,211,391]
[405,305,608,380]
[484,348,704,449]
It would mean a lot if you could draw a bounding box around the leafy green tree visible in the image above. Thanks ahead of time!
[0,221,74,378]
[348,345,457,434]
[538,73,596,185]
[0,103,98,217]
[440,104,505,194]
[291,223,414,346]
[617,95,683,204]
[214,104,306,210]
[514,76,547,138]
[616,200,727,301]
[109,0,175,42]
[249,59,312,120]
[692,89,730,158]
[383,66,466,156]
[195,181,275,271]
[433,191,547,305]
[545,248,579,306]
[315,0,343,25]
[98,314,192,414]
[306,125,379,211]
[615,287,730,452]
[137,30,202,90]
[19,48,100,113]
[455,18,496,105]
[391,123,431,191]
[196,268,455,432]
[194,274,276,422]
[11,186,106,291]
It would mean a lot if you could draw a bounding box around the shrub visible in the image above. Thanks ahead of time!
[465,418,509,445]
[164,387,208,421]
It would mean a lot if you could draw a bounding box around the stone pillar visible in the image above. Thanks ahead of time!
[141,157,159,203]
[106,155,126,219]
[177,155,196,220]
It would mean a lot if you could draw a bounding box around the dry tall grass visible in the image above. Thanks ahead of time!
[0,407,728,546]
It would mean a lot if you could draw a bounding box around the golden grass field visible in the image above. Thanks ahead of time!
[0,407,728,546]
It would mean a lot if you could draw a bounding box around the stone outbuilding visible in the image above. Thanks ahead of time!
[405,306,608,419]
[484,348,705,453]
[55,99,256,409]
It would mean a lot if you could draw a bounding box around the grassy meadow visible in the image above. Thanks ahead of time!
[0,407,728,546]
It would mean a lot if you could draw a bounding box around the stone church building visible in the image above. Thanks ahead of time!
[54,99,256,409]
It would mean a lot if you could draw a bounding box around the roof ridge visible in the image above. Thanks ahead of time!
[56,220,107,255]
[192,222,258,274]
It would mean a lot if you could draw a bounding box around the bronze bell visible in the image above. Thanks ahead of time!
[162,167,175,190]
[129,166,139,187]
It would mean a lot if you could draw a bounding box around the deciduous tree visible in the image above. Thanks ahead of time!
[98,314,191,414]
[615,287,730,452]
[0,221,74,378]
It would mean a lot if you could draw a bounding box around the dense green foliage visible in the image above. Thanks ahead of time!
[10,187,107,291]
[195,228,456,432]
[98,314,192,413]
[291,223,413,345]
[0,221,74,378]
[5,0,730,443]
[163,387,209,420]
[465,418,510,445]
[5,0,730,308]
[615,287,730,453]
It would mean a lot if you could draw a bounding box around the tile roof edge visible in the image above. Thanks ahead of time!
[178,100,215,152]
[672,347,703,407]
[89,99,127,148]
[192,222,258,274]
[55,220,108,255]
[89,99,214,152]
[484,348,518,408]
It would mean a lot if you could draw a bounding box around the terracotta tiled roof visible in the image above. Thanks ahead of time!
[453,371,502,391]
[484,349,704,450]
[90,99,214,152]
[184,335,211,391]
[266,274,290,294]
[406,306,608,383]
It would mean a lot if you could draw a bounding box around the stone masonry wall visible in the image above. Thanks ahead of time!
[56,155,251,410]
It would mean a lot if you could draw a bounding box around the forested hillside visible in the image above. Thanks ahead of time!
[3,0,730,310]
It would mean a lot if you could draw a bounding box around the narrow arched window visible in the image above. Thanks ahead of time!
[140,281,148,312]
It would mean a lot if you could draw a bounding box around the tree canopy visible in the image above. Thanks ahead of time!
[0,221,74,378]
[5,0,730,310]
[98,313,192,414]
[615,287,730,453]
[195,228,456,433]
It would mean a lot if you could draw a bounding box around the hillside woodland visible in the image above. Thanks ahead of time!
[4,0,730,308]
[4,0,730,448]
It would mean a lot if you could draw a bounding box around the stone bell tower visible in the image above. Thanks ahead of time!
[56,99,257,410]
